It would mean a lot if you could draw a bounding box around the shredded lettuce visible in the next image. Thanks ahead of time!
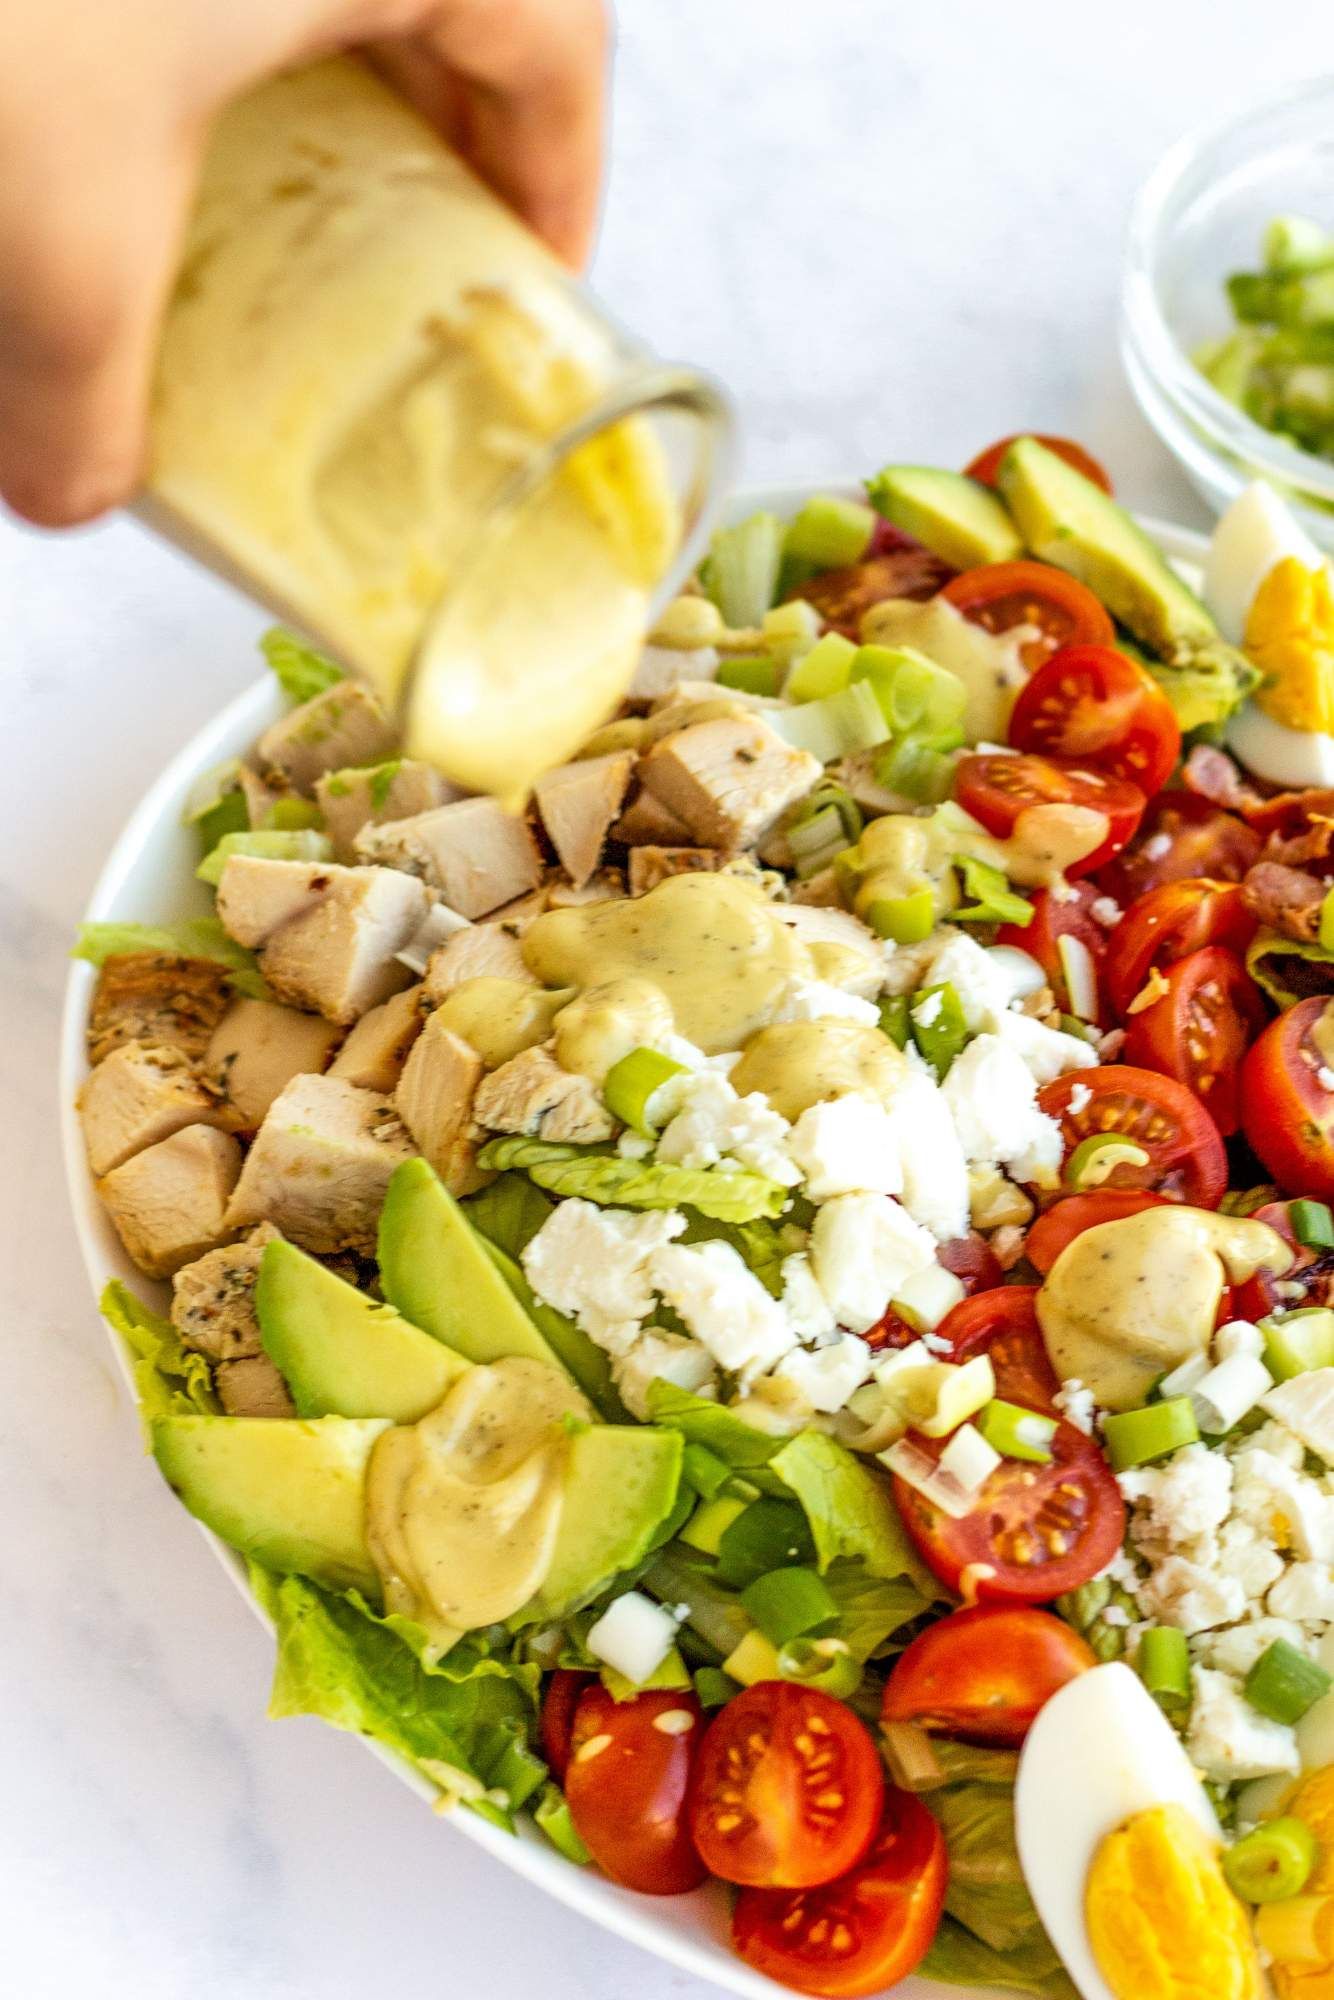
[260,627,344,706]
[476,1137,789,1223]
[645,1382,784,1472]
[770,1431,937,1597]
[73,918,268,999]
[100,1280,218,1434]
[818,1560,928,1665]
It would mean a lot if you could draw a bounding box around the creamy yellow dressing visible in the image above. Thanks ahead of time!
[434,978,572,1069]
[731,1020,908,1121]
[552,977,677,1082]
[1037,1208,1291,1410]
[852,801,1105,922]
[859,597,1036,742]
[365,1357,588,1656]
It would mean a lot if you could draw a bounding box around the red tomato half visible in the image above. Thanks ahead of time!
[1122,945,1267,1137]
[1232,1201,1322,1321]
[1103,878,1257,1018]
[965,434,1113,494]
[1037,1064,1228,1207]
[941,560,1115,671]
[1095,791,1261,906]
[1008,644,1181,798]
[882,1605,1095,1746]
[565,1685,706,1895]
[865,1235,1002,1351]
[997,882,1111,1025]
[690,1683,885,1890]
[1241,998,1334,1200]
[955,752,1145,875]
[541,1668,590,1781]
[1025,1189,1170,1274]
[732,1790,947,1999]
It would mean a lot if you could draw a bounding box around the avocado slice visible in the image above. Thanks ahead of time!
[256,1237,470,1422]
[525,1424,684,1621]
[478,1238,625,1421]
[866,465,1023,569]
[378,1158,560,1369]
[152,1414,386,1595]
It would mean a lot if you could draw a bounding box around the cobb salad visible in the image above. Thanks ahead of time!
[76,436,1334,2000]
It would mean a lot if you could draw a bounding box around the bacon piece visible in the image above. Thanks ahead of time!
[793,548,955,637]
[1245,787,1334,837]
[1182,743,1263,815]
[1265,817,1334,872]
[1242,860,1327,943]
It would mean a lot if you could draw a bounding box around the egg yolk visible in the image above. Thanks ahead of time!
[1248,557,1334,736]
[1262,1768,1334,2000]
[1086,1804,1262,2000]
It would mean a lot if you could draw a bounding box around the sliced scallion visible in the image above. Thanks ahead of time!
[1102,1396,1200,1471]
[975,1398,1056,1464]
[1291,1198,1334,1249]
[1260,1305,1334,1382]
[740,1566,839,1648]
[716,654,783,697]
[852,644,966,737]
[692,1666,741,1710]
[771,679,891,763]
[910,981,968,1079]
[602,1046,688,1139]
[700,512,785,628]
[878,994,912,1049]
[866,886,936,945]
[873,736,958,805]
[1065,1131,1151,1190]
[1136,1626,1192,1715]
[784,630,857,703]
[1245,1638,1333,1725]
[952,855,1034,928]
[1223,1816,1319,1903]
[776,1635,861,1698]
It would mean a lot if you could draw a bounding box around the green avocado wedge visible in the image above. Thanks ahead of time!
[256,1238,470,1422]
[152,1414,387,1596]
[866,464,1023,569]
[523,1423,684,1622]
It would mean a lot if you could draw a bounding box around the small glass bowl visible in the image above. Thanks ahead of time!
[1121,75,1334,544]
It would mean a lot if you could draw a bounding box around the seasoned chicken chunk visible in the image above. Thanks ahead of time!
[612,789,695,846]
[421,921,535,1004]
[257,679,396,793]
[628,845,724,896]
[776,903,885,998]
[628,642,719,704]
[395,1013,487,1191]
[315,759,455,862]
[202,998,344,1128]
[79,1040,232,1177]
[533,751,636,889]
[328,984,426,1092]
[98,1125,243,1278]
[354,798,543,918]
[86,953,232,1066]
[215,1355,297,1418]
[224,1073,415,1254]
[474,1044,615,1145]
[170,1221,279,1361]
[217,857,428,1024]
[640,715,821,851]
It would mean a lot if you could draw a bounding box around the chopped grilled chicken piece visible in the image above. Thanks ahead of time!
[79,1040,232,1178]
[628,642,720,704]
[790,867,842,907]
[217,857,428,1025]
[474,1043,615,1145]
[170,1221,279,1361]
[238,766,279,827]
[837,749,914,818]
[422,923,534,1005]
[98,1125,243,1278]
[86,953,232,1066]
[395,1013,487,1191]
[545,869,626,907]
[640,715,821,851]
[354,797,543,918]
[628,845,724,896]
[315,759,455,862]
[203,998,344,1129]
[329,984,426,1091]
[225,1074,415,1253]
[534,751,636,888]
[612,788,695,846]
[216,1354,297,1418]
[776,903,884,997]
[257,680,396,793]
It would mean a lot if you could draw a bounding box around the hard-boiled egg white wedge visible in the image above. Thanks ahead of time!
[1203,479,1324,646]
[1227,699,1334,787]
[1014,1662,1220,2000]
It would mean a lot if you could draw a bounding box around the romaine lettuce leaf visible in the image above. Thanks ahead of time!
[463,1173,556,1260]
[679,1212,794,1297]
[922,1916,1076,2000]
[100,1280,217,1433]
[260,628,344,705]
[645,1382,784,1471]
[73,918,268,999]
[196,828,332,887]
[819,1560,928,1664]
[1247,926,1334,1007]
[770,1430,937,1597]
[477,1137,789,1222]
[533,1783,591,1863]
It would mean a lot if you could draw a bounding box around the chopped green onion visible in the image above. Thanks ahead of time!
[717,654,783,696]
[196,827,333,886]
[873,736,958,804]
[700,512,785,628]
[910,981,968,1079]
[1245,1639,1333,1726]
[975,1398,1056,1464]
[681,1442,731,1501]
[1065,1132,1152,1190]
[785,630,858,702]
[783,494,876,570]
[1260,1305,1334,1382]
[787,804,850,880]
[788,781,863,845]
[680,1492,749,1556]
[866,886,936,945]
[1136,1626,1192,1716]
[534,1785,592,1864]
[878,994,912,1049]
[1291,1199,1334,1250]
[692,1666,741,1710]
[1058,1012,1102,1045]
[761,599,823,663]
[740,1566,839,1648]
[602,1046,688,1138]
[260,627,343,704]
[771,680,891,763]
[777,1635,861,1699]
[266,795,324,831]
[1224,1816,1319,1903]
[852,644,966,737]
[952,856,1034,928]
[716,1498,816,1589]
[1103,1396,1200,1471]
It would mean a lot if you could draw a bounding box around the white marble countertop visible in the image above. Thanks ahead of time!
[0,3,1323,1994]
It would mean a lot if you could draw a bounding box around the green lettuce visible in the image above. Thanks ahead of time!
[679,1212,796,1297]
[260,627,344,706]
[100,1280,217,1433]
[923,1917,1076,2000]
[476,1138,790,1223]
[643,1546,753,1661]
[73,917,268,999]
[1247,926,1334,1007]
[476,1236,625,1422]
[819,1560,928,1665]
[533,1784,591,1863]
[645,1382,784,1472]
[196,828,332,887]
[463,1173,556,1260]
[770,1430,937,1597]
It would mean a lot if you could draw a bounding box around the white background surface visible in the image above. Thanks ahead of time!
[0,4,1326,1995]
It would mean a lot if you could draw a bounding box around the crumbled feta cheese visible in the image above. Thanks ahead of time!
[656,1070,799,1186]
[1215,1318,1266,1362]
[810,1192,938,1334]
[586,1592,681,1685]
[1247,1420,1307,1470]
[1136,1555,1247,1634]
[1217,1518,1285,1599]
[913,988,943,1030]
[780,1252,838,1345]
[1262,1368,1334,1467]
[769,1334,874,1414]
[994,1008,1099,1085]
[984,945,1048,1005]
[941,1034,1064,1183]
[1120,1444,1234,1554]
[1268,1560,1334,1624]
[522,1200,686,1355]
[1231,1446,1334,1562]
[788,1093,903,1201]
[773,979,880,1027]
[1143,832,1172,861]
[650,1239,796,1379]
[923,931,1012,1033]
[612,1331,719,1420]
[1090,895,1122,929]
[1204,1618,1308,1679]
[882,1069,970,1243]
[1187,1666,1301,1780]
[617,1130,655,1160]
[1067,1081,1092,1116]
[1053,1378,1096,1436]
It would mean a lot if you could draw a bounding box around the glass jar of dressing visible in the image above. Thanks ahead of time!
[143,56,733,801]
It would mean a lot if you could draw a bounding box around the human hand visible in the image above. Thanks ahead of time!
[0,0,607,527]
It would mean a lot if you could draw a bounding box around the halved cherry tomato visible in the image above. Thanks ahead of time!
[939,1285,1059,1410]
[941,560,1115,671]
[955,751,1145,875]
[689,1682,884,1890]
[1122,945,1267,1137]
[965,434,1113,494]
[1103,878,1257,1018]
[1233,1201,1327,1320]
[997,882,1111,1025]
[795,546,954,636]
[1008,644,1181,798]
[1241,998,1334,1200]
[1037,1064,1228,1207]
[1025,1189,1169,1274]
[865,1235,1002,1350]
[882,1605,1095,1746]
[540,1668,590,1781]
[1094,791,1261,906]
[732,1790,947,1999]
[565,1685,706,1895]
